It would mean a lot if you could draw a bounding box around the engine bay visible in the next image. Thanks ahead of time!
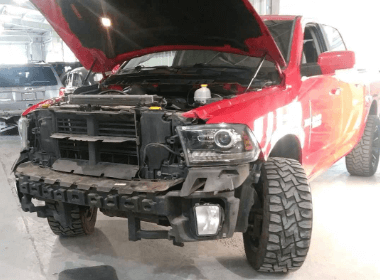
[69,83,244,111]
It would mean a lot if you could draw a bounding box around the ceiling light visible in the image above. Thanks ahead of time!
[101,17,111,27]
[0,24,4,34]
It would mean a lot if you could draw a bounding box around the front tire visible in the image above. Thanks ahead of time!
[345,115,380,177]
[243,157,313,272]
[47,203,98,237]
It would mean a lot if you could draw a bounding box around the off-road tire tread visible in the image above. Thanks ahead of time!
[244,157,312,273]
[346,115,380,176]
[47,203,96,237]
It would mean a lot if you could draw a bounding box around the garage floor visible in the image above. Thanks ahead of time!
[1,135,379,280]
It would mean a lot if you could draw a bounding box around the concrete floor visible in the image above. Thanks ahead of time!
[0,134,380,280]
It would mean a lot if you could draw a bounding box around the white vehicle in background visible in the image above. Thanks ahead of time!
[0,63,62,133]
[61,67,103,95]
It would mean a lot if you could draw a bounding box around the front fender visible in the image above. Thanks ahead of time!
[251,102,305,161]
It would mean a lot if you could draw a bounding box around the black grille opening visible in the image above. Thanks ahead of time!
[57,118,87,134]
[55,113,139,166]
[99,142,138,165]
[59,139,89,160]
[98,121,136,137]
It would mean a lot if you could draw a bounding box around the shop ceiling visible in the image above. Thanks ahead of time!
[0,0,57,44]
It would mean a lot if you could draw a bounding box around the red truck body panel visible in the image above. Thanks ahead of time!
[184,17,380,180]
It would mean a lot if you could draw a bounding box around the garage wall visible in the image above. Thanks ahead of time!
[280,0,380,70]
[44,36,77,63]
[0,37,77,65]
[250,0,280,15]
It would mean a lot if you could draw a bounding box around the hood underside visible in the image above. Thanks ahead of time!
[31,0,286,72]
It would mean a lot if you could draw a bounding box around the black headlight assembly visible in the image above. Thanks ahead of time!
[177,123,260,166]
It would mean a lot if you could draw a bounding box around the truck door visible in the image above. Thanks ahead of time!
[300,24,343,177]
[320,24,366,160]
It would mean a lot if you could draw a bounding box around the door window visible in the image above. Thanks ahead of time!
[66,73,83,87]
[321,25,346,51]
[302,26,324,64]
[301,25,325,77]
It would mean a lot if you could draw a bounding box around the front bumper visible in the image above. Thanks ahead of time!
[15,162,259,244]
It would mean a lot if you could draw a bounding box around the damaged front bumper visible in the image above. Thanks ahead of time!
[15,162,260,244]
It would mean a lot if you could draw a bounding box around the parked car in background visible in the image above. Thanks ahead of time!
[0,63,62,132]
[50,61,82,80]
[61,67,103,95]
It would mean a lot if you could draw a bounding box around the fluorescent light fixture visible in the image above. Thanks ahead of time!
[101,17,111,27]
[0,24,4,34]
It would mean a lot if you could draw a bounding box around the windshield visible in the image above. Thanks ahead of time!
[123,50,275,70]
[264,20,294,62]
[0,66,58,87]
[66,72,84,88]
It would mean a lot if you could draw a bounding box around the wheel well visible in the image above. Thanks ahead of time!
[269,135,302,163]
[369,101,377,115]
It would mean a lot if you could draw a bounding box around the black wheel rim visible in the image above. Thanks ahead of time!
[372,124,380,169]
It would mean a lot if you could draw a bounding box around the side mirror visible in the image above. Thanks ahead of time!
[318,51,355,75]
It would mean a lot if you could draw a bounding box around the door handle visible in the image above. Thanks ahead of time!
[329,88,342,96]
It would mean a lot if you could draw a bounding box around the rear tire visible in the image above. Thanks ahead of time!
[243,157,312,272]
[47,203,97,237]
[345,115,380,176]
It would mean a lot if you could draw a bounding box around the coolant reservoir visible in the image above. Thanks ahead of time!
[194,84,211,104]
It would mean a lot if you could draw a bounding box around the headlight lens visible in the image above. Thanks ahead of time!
[177,123,260,166]
[18,117,29,150]
[214,129,233,148]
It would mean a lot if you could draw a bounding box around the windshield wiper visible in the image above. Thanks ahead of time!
[134,65,166,71]
[120,65,178,73]
[190,64,248,70]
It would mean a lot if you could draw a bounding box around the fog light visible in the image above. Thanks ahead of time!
[194,204,222,236]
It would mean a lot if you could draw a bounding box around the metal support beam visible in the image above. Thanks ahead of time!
[0,35,33,43]
[0,1,37,11]
[6,18,53,32]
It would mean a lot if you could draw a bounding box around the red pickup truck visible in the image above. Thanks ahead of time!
[15,0,380,273]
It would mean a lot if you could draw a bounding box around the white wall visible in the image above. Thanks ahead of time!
[44,37,77,63]
[0,38,77,64]
[250,0,280,15]
[0,44,28,64]
[281,0,380,70]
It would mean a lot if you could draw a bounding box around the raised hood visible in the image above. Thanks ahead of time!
[31,0,286,72]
